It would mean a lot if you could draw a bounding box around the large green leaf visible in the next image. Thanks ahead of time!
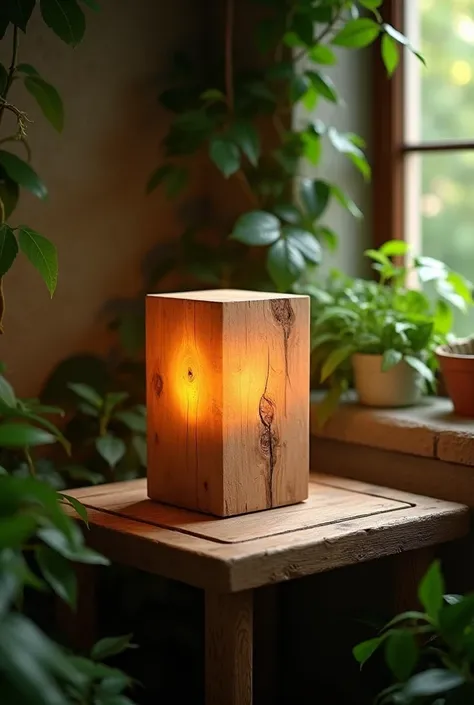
[114,409,146,433]
[283,227,321,264]
[308,45,336,65]
[405,356,434,385]
[0,169,20,218]
[96,434,126,469]
[36,545,77,608]
[209,137,240,178]
[0,224,18,276]
[382,349,403,371]
[0,422,56,448]
[331,185,363,218]
[0,373,16,407]
[385,630,418,682]
[40,0,86,46]
[23,75,64,132]
[18,227,58,296]
[0,151,48,200]
[307,71,338,103]
[381,34,399,77]
[332,18,380,48]
[67,382,102,407]
[231,211,281,246]
[299,178,330,219]
[403,670,464,698]
[38,526,110,565]
[352,636,383,667]
[320,345,354,383]
[266,238,305,291]
[418,560,444,622]
[91,634,135,661]
[228,121,260,167]
[0,515,38,549]
[60,494,89,526]
[3,0,35,31]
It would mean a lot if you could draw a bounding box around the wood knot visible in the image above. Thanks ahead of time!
[270,299,295,332]
[187,367,194,382]
[152,372,163,398]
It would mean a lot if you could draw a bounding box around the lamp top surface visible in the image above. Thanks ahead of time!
[147,289,308,303]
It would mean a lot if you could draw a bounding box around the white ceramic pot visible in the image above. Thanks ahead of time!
[352,353,423,408]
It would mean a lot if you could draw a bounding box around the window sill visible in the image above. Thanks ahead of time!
[310,392,474,468]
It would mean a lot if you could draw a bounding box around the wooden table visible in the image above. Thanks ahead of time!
[68,474,469,705]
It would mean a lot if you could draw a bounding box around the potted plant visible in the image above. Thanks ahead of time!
[436,337,474,417]
[307,240,473,424]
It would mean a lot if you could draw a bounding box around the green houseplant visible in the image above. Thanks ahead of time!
[310,240,473,423]
[0,3,138,703]
[354,560,474,704]
[137,0,422,326]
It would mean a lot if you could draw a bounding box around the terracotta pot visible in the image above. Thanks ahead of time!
[436,337,474,417]
[352,353,423,408]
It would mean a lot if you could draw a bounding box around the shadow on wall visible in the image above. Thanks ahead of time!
[1,0,202,396]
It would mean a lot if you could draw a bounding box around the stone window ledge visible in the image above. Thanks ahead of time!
[310,392,474,468]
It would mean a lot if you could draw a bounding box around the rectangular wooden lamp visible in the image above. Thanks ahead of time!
[146,289,310,517]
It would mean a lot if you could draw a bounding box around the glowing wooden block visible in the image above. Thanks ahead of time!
[146,289,309,517]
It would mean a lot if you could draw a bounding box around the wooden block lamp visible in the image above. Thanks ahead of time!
[146,289,310,517]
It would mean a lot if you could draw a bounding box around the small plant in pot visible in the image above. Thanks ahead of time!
[437,337,474,417]
[308,241,473,424]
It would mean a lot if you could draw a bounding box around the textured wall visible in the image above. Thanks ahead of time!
[1,0,200,394]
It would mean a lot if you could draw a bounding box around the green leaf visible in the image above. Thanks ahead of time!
[40,0,86,46]
[18,227,58,296]
[0,151,48,200]
[266,238,305,291]
[307,71,338,103]
[434,300,453,335]
[308,45,336,65]
[0,224,18,277]
[91,634,136,661]
[38,526,110,565]
[403,670,464,698]
[405,356,435,385]
[63,465,104,485]
[60,494,89,526]
[439,593,474,643]
[299,179,330,219]
[0,374,16,407]
[446,271,473,304]
[283,227,321,265]
[3,0,35,31]
[231,211,281,246]
[381,34,399,77]
[0,422,56,448]
[200,88,226,103]
[382,349,403,371]
[36,545,77,608]
[209,137,240,178]
[0,169,20,218]
[383,610,429,631]
[16,63,40,76]
[0,515,37,549]
[114,410,146,433]
[364,248,390,266]
[96,434,126,468]
[273,204,301,225]
[380,239,410,257]
[353,636,383,667]
[315,381,346,428]
[385,630,418,682]
[292,12,313,45]
[359,0,383,8]
[332,18,381,48]
[68,382,102,407]
[24,76,64,132]
[348,152,371,181]
[316,226,338,251]
[418,560,445,622]
[228,121,260,167]
[132,434,147,467]
[146,164,171,194]
[321,345,354,383]
[331,185,362,218]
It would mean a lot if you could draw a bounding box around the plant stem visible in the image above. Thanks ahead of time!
[225,0,234,112]
[0,25,19,128]
[24,448,36,477]
[294,4,344,63]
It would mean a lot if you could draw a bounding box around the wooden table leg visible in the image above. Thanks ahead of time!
[393,547,436,612]
[205,590,253,705]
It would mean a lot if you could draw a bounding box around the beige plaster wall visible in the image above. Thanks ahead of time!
[1,0,200,395]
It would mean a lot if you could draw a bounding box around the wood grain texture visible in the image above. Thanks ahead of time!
[205,590,253,705]
[74,481,409,544]
[65,474,469,593]
[146,290,310,516]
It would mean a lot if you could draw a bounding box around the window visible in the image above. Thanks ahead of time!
[373,0,474,336]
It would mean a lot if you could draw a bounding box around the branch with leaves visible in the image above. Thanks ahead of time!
[145,0,423,295]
